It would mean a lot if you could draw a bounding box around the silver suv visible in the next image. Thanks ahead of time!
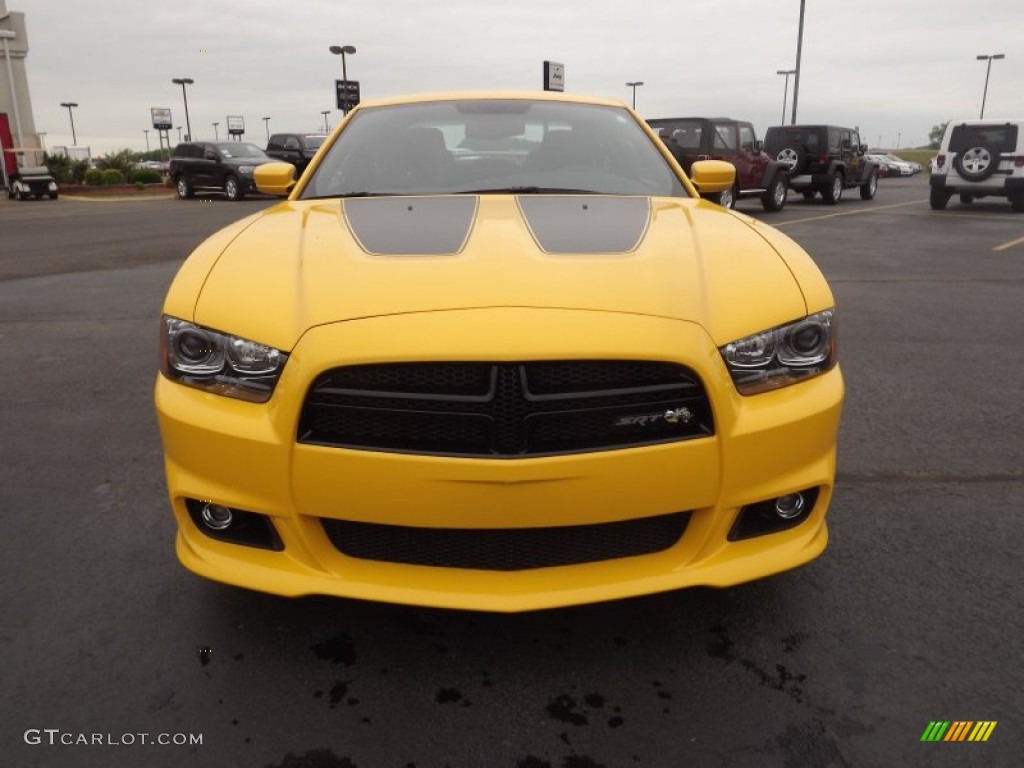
[930,119,1024,212]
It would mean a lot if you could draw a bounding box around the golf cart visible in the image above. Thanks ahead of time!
[3,147,59,200]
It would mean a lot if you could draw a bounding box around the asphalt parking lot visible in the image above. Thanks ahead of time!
[2,176,1022,768]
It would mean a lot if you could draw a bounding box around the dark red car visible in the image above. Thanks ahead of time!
[647,117,790,211]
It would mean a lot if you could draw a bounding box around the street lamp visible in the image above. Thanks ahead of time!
[790,0,806,124]
[60,102,79,146]
[328,44,357,112]
[263,116,271,140]
[625,81,644,110]
[976,54,1005,119]
[144,129,150,151]
[171,77,194,141]
[320,110,330,133]
[212,121,219,140]
[776,69,796,124]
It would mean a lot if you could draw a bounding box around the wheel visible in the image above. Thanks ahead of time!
[175,175,193,199]
[859,171,878,200]
[954,145,998,182]
[801,190,816,201]
[1011,192,1024,213]
[224,175,245,201]
[776,144,807,175]
[821,172,843,205]
[959,192,974,204]
[929,187,951,210]
[761,175,787,212]
[714,185,736,210]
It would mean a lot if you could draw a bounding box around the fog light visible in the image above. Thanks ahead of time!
[774,493,805,520]
[200,503,234,531]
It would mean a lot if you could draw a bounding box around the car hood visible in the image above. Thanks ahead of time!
[191,195,812,351]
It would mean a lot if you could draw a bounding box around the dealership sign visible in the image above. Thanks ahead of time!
[543,61,565,92]
[151,108,172,130]
[226,115,245,136]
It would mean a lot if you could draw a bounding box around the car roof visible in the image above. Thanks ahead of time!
[350,90,629,110]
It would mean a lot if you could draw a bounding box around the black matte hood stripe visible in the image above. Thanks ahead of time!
[343,196,478,255]
[518,196,651,254]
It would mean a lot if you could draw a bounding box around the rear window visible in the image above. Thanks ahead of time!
[949,124,1018,154]
[767,127,821,154]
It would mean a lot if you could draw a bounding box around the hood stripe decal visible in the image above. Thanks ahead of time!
[343,196,478,256]
[518,196,651,254]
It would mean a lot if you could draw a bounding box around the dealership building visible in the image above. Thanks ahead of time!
[0,0,42,182]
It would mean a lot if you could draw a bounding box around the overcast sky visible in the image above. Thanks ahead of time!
[8,0,1024,154]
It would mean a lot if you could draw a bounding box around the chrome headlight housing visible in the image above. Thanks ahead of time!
[160,317,287,402]
[720,309,836,395]
[238,165,256,175]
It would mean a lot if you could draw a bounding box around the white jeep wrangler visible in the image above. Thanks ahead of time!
[930,119,1024,212]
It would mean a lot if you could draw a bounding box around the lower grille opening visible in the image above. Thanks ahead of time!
[321,512,691,571]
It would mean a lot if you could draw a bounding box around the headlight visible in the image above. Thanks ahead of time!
[160,317,287,402]
[720,310,836,395]
[238,165,256,175]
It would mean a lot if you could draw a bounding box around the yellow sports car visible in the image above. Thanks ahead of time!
[155,91,843,611]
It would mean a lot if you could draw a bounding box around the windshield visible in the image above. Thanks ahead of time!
[217,143,268,159]
[303,135,328,150]
[301,99,687,199]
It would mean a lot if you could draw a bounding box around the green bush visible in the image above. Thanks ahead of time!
[84,168,103,185]
[100,169,125,186]
[129,168,163,184]
[96,148,136,179]
[70,159,90,184]
[135,181,145,190]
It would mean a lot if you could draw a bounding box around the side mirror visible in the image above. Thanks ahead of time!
[254,162,297,196]
[859,144,868,153]
[755,140,764,153]
[690,160,736,195]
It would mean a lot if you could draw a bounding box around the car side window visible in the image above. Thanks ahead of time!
[713,123,738,151]
[739,124,755,151]
[828,129,841,152]
[284,136,301,150]
[267,135,283,151]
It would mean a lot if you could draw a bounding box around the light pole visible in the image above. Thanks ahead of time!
[625,81,644,110]
[976,54,1005,119]
[171,77,194,141]
[320,110,330,133]
[263,116,271,140]
[791,0,806,124]
[60,102,79,145]
[144,129,150,151]
[776,69,796,124]
[212,122,219,140]
[896,132,901,150]
[329,45,357,113]
[176,126,182,143]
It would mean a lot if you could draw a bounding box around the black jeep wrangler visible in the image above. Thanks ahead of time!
[648,117,790,211]
[764,124,879,204]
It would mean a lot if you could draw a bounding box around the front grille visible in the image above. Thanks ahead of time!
[321,512,691,571]
[299,361,713,457]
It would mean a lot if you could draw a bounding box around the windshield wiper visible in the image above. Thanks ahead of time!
[454,186,603,195]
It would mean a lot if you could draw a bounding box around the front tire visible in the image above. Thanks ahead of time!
[1010,192,1024,213]
[761,176,787,212]
[224,175,245,201]
[859,171,878,200]
[929,187,951,210]
[175,175,193,199]
[715,185,736,210]
[821,172,843,205]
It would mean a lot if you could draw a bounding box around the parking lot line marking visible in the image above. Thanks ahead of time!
[994,235,1024,252]
[774,200,926,227]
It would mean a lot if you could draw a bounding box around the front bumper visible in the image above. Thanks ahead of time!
[155,307,844,611]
